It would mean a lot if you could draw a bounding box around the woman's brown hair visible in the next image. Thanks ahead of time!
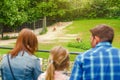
[45,46,70,80]
[10,28,38,58]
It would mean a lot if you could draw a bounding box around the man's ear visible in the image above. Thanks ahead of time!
[94,36,101,44]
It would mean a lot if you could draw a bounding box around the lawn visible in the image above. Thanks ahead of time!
[36,19,120,61]
[65,19,120,48]
[0,19,120,61]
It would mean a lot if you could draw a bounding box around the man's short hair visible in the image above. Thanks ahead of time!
[90,24,114,43]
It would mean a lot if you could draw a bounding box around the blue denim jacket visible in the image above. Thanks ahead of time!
[0,51,41,80]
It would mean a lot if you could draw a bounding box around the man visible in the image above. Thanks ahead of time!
[70,24,120,80]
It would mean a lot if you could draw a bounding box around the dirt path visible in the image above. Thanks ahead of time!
[0,22,78,45]
[37,22,78,43]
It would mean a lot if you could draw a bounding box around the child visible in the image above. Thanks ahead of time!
[38,46,70,80]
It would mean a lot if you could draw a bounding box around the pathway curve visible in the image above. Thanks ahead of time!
[0,22,78,45]
[37,22,78,43]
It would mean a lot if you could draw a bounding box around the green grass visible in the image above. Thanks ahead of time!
[37,42,81,61]
[65,19,120,48]
[0,19,120,61]
[35,52,77,61]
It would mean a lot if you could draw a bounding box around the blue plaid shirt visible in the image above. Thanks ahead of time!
[70,42,120,80]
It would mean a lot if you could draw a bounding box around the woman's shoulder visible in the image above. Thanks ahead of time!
[22,51,38,60]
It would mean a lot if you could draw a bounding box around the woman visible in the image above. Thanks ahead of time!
[38,46,70,80]
[0,28,41,80]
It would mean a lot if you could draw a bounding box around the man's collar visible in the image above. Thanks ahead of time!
[96,42,112,47]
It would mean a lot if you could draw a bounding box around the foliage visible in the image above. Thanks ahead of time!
[67,41,91,50]
[0,0,120,29]
[0,0,62,28]
[57,0,120,21]
[1,35,17,40]
[37,1,56,17]
[36,1,58,34]
[1,35,10,40]
[39,27,47,35]
[0,0,29,28]
[53,0,72,21]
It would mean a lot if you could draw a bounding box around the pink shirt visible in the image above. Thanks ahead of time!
[38,71,69,80]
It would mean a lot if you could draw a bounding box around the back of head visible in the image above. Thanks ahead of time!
[46,46,69,80]
[10,28,38,57]
[90,24,114,43]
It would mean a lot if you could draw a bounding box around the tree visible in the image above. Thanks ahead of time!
[0,0,43,38]
[0,0,29,38]
[39,1,57,34]
[0,0,68,38]
[105,0,120,18]
[37,0,65,34]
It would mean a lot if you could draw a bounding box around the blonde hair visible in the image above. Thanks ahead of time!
[45,46,70,80]
[10,28,38,58]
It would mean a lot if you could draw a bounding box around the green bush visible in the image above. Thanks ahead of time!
[67,41,91,50]
[39,28,48,35]
[1,35,17,40]
[1,35,10,40]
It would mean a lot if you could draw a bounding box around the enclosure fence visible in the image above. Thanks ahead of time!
[0,46,82,75]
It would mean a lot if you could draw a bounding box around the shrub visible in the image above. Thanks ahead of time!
[1,35,10,40]
[67,41,91,50]
[39,28,48,35]
[1,35,17,40]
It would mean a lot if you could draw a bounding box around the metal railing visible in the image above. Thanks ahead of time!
[0,46,82,74]
[0,46,81,55]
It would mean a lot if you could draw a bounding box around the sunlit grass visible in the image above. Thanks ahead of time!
[65,19,120,48]
[0,19,120,61]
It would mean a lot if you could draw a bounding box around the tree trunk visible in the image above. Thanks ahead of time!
[1,28,3,38]
[33,21,35,31]
[40,16,47,34]
[0,24,4,39]
[43,16,46,30]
